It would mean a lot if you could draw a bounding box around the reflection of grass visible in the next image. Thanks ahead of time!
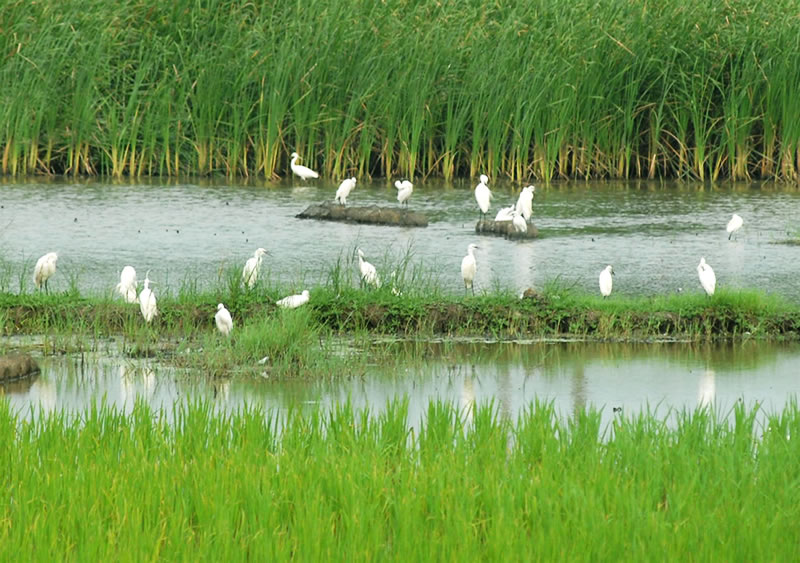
[2,398,799,559]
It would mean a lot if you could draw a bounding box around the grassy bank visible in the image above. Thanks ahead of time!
[2,0,800,181]
[1,399,799,559]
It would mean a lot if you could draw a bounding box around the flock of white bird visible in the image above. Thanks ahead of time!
[29,154,746,337]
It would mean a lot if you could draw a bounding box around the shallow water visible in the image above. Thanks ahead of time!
[4,340,799,429]
[1,178,799,297]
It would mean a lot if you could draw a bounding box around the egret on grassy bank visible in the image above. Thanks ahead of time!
[474,175,492,220]
[395,179,413,207]
[599,265,614,298]
[242,248,269,289]
[276,289,310,309]
[116,266,138,304]
[357,248,381,288]
[335,177,357,205]
[727,214,743,240]
[290,152,319,181]
[697,257,716,296]
[139,271,158,323]
[215,303,233,336]
[516,185,535,222]
[461,243,479,294]
[33,252,58,293]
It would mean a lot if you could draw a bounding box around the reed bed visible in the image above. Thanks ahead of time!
[1,398,799,559]
[2,0,800,181]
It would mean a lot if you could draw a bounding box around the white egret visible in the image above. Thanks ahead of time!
[494,204,516,222]
[599,265,614,298]
[726,213,743,240]
[276,289,310,309]
[139,271,158,323]
[460,243,479,294]
[511,208,528,234]
[394,179,413,207]
[242,247,269,289]
[516,185,535,222]
[290,152,319,181]
[116,265,138,304]
[33,252,58,292]
[474,174,492,220]
[215,303,233,336]
[335,177,357,205]
[357,248,381,288]
[697,257,716,296]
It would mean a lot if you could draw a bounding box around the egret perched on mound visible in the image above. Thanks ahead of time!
[697,257,716,296]
[335,177,357,205]
[494,203,516,222]
[242,247,269,289]
[394,179,413,207]
[116,266,138,303]
[33,252,58,293]
[511,208,528,233]
[599,265,614,298]
[357,248,381,288]
[516,185,535,222]
[276,289,310,309]
[215,303,233,336]
[139,271,158,323]
[474,175,492,220]
[726,213,743,240]
[290,152,319,181]
[461,243,479,294]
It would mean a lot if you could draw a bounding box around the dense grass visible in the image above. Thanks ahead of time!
[2,0,800,181]
[2,398,799,559]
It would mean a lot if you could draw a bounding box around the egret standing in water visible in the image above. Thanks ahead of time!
[357,248,381,288]
[726,213,743,240]
[335,177,357,205]
[139,271,158,323]
[395,179,413,208]
[461,243,479,294]
[290,152,319,181]
[516,185,535,222]
[276,289,310,309]
[215,303,233,336]
[474,175,492,220]
[697,257,716,296]
[599,265,614,298]
[242,248,269,289]
[33,252,58,293]
[116,265,138,303]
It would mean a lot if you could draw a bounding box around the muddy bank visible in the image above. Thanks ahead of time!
[475,219,539,239]
[296,202,428,227]
[0,353,40,382]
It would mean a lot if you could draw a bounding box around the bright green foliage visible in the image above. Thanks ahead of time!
[2,0,800,180]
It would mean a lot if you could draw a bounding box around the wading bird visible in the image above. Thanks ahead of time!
[290,152,319,181]
[697,257,716,296]
[727,213,743,240]
[511,208,528,234]
[33,252,58,293]
[516,185,535,222]
[335,177,357,205]
[215,303,233,336]
[395,179,413,207]
[461,243,479,294]
[116,265,138,303]
[139,271,158,323]
[276,289,310,309]
[494,203,516,222]
[474,175,492,220]
[357,248,381,288]
[599,265,614,298]
[242,248,269,289]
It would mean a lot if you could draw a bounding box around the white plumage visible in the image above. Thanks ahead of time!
[116,265,138,304]
[474,174,492,218]
[33,252,58,292]
[139,272,158,323]
[357,248,381,288]
[599,265,614,297]
[242,248,268,289]
[215,303,233,336]
[276,289,310,309]
[394,180,414,206]
[460,243,479,294]
[726,214,743,240]
[494,204,516,222]
[697,257,716,296]
[516,185,535,221]
[335,177,357,205]
[290,152,319,180]
[511,209,528,233]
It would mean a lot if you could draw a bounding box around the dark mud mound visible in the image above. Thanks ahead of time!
[475,220,539,239]
[0,353,40,382]
[296,202,428,227]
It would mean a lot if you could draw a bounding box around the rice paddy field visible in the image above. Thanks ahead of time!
[2,0,800,181]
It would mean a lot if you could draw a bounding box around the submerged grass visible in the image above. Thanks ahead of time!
[2,0,800,181]
[2,398,800,559]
